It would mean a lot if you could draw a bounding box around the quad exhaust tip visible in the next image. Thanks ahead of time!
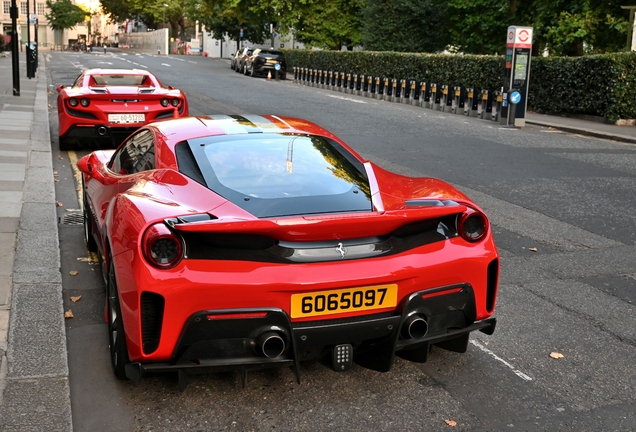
[402,315,429,339]
[255,331,285,358]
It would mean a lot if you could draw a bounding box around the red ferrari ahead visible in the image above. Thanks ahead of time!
[78,114,499,387]
[56,68,188,150]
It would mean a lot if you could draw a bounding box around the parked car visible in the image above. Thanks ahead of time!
[78,114,499,387]
[230,50,241,70]
[245,48,287,79]
[56,68,189,150]
[234,46,254,74]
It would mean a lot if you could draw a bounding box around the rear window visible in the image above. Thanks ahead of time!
[181,133,372,218]
[259,52,284,59]
[90,75,148,86]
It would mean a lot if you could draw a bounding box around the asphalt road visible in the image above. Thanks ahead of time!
[45,49,636,432]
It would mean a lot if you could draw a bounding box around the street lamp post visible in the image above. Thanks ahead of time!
[10,0,19,95]
[163,3,168,27]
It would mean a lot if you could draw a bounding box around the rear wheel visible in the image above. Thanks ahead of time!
[251,65,256,77]
[107,257,130,380]
[243,63,249,75]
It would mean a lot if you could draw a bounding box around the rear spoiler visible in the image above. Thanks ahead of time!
[166,204,467,242]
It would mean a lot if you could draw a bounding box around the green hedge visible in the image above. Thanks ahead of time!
[283,50,636,122]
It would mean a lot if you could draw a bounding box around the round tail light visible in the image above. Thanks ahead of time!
[69,98,78,107]
[160,98,169,107]
[458,209,488,242]
[171,98,180,107]
[142,223,183,269]
[80,98,90,107]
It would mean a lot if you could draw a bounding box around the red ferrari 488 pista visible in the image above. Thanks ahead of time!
[78,114,499,387]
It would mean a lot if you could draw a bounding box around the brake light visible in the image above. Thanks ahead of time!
[458,208,488,242]
[142,223,183,269]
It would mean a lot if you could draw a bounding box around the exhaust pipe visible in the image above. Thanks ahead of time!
[255,331,285,358]
[97,126,107,136]
[401,315,428,339]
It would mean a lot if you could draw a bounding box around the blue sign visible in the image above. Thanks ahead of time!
[274,63,281,71]
[510,91,521,104]
[240,28,244,38]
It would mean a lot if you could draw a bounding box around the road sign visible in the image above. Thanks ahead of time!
[510,91,521,104]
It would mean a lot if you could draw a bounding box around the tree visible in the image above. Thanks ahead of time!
[294,0,365,50]
[45,0,89,31]
[187,0,275,48]
[362,0,450,52]
[445,0,513,54]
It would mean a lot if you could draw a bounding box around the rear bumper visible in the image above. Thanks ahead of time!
[125,283,496,383]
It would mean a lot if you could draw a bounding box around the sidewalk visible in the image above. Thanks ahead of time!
[526,112,636,144]
[0,51,634,431]
[0,52,72,431]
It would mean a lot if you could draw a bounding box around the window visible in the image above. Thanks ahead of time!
[37,2,45,15]
[3,1,11,14]
[110,130,155,175]
[20,2,27,15]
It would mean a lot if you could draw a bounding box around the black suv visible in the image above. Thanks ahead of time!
[245,49,287,80]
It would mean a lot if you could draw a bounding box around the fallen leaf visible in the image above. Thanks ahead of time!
[53,171,58,175]
[56,201,63,207]
[65,208,81,212]
[76,187,81,191]
[529,247,538,252]
[444,419,457,427]
[54,178,59,182]
[70,295,82,302]
[69,270,79,276]
[64,310,74,319]
[550,352,564,359]
[57,155,64,160]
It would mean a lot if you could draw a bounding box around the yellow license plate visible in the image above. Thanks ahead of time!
[267,59,278,64]
[291,284,398,319]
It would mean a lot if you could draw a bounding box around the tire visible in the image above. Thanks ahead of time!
[83,190,97,252]
[59,136,73,151]
[243,63,249,75]
[250,65,256,77]
[107,257,130,380]
[235,63,241,73]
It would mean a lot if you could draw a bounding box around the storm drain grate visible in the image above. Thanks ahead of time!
[61,213,83,226]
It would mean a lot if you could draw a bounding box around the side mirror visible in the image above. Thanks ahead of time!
[77,153,107,184]
[56,85,65,93]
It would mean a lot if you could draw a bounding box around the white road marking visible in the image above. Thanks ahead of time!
[161,63,171,67]
[470,340,533,381]
[325,94,367,104]
[176,58,185,61]
[188,61,197,64]
[139,64,148,68]
[132,62,139,65]
[96,61,113,65]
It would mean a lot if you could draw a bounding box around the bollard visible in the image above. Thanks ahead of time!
[323,70,328,89]
[390,79,398,102]
[353,74,359,96]
[293,67,297,83]
[318,70,323,88]
[441,85,453,112]
[429,83,440,110]
[491,90,503,121]
[478,90,492,119]
[419,82,430,108]
[399,79,407,104]
[339,72,346,92]
[381,78,389,101]
[328,71,334,91]
[377,77,385,100]
[451,86,464,114]
[409,80,418,105]
[464,88,479,117]
[366,76,373,98]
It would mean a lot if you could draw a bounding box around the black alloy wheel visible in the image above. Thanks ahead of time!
[107,257,130,380]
